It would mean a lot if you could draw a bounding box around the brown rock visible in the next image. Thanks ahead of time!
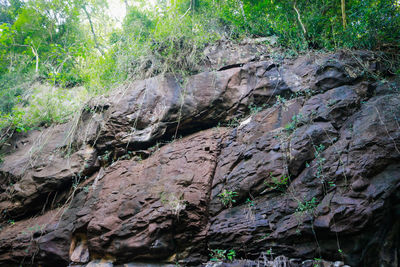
[0,50,398,267]
[84,129,226,265]
[0,124,99,222]
[203,39,270,70]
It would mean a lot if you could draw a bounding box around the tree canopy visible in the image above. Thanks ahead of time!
[0,0,399,131]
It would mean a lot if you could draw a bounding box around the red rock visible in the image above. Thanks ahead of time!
[0,50,398,267]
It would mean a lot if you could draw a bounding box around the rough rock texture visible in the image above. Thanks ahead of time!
[203,38,274,70]
[0,124,99,221]
[0,47,399,267]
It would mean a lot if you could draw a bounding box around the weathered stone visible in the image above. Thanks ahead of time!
[0,123,99,222]
[82,129,226,265]
[70,233,90,263]
[0,50,398,267]
[208,92,400,266]
[203,39,270,70]
[85,260,114,267]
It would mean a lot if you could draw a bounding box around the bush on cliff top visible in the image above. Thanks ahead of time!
[0,0,400,134]
[88,0,400,90]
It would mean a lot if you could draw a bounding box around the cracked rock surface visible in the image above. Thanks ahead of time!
[0,48,399,267]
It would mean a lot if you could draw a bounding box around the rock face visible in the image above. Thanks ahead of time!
[0,48,399,267]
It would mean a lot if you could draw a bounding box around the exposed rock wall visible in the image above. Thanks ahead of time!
[0,48,399,267]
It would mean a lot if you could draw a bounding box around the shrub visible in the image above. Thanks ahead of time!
[218,189,239,207]
[296,197,318,213]
[210,249,236,262]
[264,173,290,192]
[0,84,88,132]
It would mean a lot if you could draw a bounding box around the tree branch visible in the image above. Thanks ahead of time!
[293,0,306,35]
[341,0,347,29]
[82,4,104,56]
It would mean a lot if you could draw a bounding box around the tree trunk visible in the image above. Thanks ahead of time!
[82,4,104,56]
[31,45,39,73]
[341,0,347,29]
[293,0,306,34]
[191,0,195,15]
[237,0,247,23]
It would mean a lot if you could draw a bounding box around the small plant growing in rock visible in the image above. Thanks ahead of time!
[296,197,318,213]
[284,114,303,133]
[274,95,287,107]
[258,233,270,240]
[328,181,336,187]
[264,173,290,192]
[218,189,238,207]
[210,249,226,262]
[249,103,264,115]
[313,258,322,267]
[314,144,328,185]
[226,249,236,261]
[209,249,236,262]
[245,198,254,207]
[226,118,240,128]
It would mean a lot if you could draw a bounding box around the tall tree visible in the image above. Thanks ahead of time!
[341,0,346,29]
[82,3,104,55]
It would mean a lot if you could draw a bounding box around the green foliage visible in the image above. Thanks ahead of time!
[296,197,318,213]
[210,249,226,262]
[314,258,322,267]
[249,103,264,115]
[0,55,33,114]
[209,249,236,262]
[218,189,238,207]
[1,0,399,134]
[0,106,29,133]
[341,0,400,49]
[81,50,125,94]
[313,144,330,185]
[86,2,220,91]
[274,95,287,107]
[226,118,241,128]
[245,198,254,207]
[0,0,92,118]
[258,233,270,240]
[284,114,303,133]
[26,87,84,126]
[227,249,236,261]
[0,84,88,132]
[216,117,241,128]
[264,173,290,192]
[187,0,400,51]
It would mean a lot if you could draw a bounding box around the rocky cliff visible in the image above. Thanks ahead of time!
[0,45,399,267]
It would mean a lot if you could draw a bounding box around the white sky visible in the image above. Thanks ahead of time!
[107,0,126,22]
[107,0,157,23]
